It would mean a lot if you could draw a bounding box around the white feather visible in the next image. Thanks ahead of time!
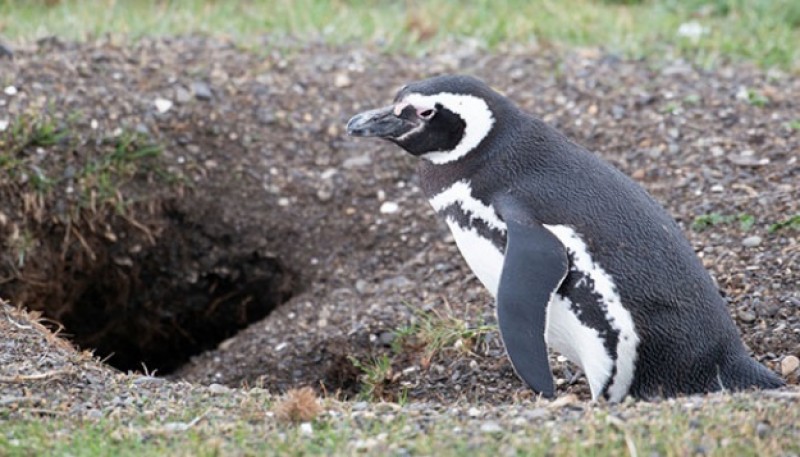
[545,225,640,402]
[545,293,614,398]
[444,218,505,296]
[428,180,506,232]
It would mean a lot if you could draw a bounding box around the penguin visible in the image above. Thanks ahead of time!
[346,75,784,401]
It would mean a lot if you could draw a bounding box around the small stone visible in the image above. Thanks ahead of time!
[4,85,17,96]
[352,401,369,411]
[737,310,756,323]
[317,187,333,202]
[781,355,799,376]
[133,375,165,385]
[342,154,372,169]
[0,119,8,132]
[334,73,352,88]
[299,422,313,435]
[755,422,771,439]
[175,86,192,103]
[523,408,549,420]
[192,81,213,100]
[480,421,503,434]
[379,202,399,214]
[378,332,395,346]
[154,98,173,113]
[742,236,762,248]
[467,407,482,417]
[209,383,230,394]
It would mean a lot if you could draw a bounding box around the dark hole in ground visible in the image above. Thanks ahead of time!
[2,198,300,375]
[62,254,295,374]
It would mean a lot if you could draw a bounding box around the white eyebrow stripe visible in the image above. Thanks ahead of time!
[401,92,494,165]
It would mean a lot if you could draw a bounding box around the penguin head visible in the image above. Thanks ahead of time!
[347,75,507,164]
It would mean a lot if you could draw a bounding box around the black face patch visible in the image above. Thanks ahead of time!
[393,105,466,156]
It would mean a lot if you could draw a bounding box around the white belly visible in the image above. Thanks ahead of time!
[445,218,504,296]
[429,181,638,401]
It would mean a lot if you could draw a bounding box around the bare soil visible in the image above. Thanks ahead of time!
[0,37,797,406]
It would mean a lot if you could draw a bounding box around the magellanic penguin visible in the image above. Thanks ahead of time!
[346,75,784,401]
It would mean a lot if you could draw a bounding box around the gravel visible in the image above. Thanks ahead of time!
[0,37,797,413]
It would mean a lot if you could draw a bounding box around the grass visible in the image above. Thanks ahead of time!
[1,110,169,213]
[1,0,799,70]
[2,391,799,456]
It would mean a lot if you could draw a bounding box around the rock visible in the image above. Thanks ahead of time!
[523,408,549,420]
[729,154,770,167]
[378,331,395,346]
[342,154,372,169]
[737,310,756,323]
[0,119,8,132]
[379,202,399,214]
[781,355,799,376]
[756,422,771,439]
[467,406,482,417]
[742,236,762,247]
[299,422,313,435]
[4,85,18,96]
[351,401,369,411]
[334,73,352,88]
[208,383,231,394]
[192,81,213,100]
[175,86,192,103]
[317,186,334,202]
[480,421,503,434]
[0,43,13,59]
[154,98,173,113]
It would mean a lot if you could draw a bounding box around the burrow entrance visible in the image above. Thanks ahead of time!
[0,195,300,375]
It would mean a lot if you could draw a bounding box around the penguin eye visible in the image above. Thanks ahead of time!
[418,108,435,119]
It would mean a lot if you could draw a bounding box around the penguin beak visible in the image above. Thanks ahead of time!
[346,105,417,139]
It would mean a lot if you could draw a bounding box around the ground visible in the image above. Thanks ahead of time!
[0,37,798,454]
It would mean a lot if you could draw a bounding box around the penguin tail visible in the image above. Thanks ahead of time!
[718,352,785,392]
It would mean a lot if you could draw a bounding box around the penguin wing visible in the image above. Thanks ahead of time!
[496,197,569,397]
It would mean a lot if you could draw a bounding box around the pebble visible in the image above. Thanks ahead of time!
[317,187,334,202]
[0,118,8,132]
[379,202,400,214]
[378,331,395,346]
[4,85,17,95]
[352,401,369,411]
[132,375,165,386]
[756,421,771,439]
[467,407,482,417]
[781,355,799,376]
[208,383,231,394]
[175,86,192,103]
[742,236,762,247]
[334,73,352,88]
[342,154,372,169]
[737,310,756,323]
[192,81,213,100]
[154,98,173,113]
[299,422,313,435]
[480,421,504,434]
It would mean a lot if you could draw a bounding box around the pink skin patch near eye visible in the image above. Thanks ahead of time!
[394,100,434,118]
[393,102,409,116]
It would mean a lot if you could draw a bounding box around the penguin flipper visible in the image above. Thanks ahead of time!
[496,200,569,398]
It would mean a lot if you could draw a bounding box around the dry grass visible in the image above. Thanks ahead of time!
[273,386,324,423]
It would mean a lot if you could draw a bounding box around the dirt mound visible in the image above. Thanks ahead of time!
[1,38,797,401]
